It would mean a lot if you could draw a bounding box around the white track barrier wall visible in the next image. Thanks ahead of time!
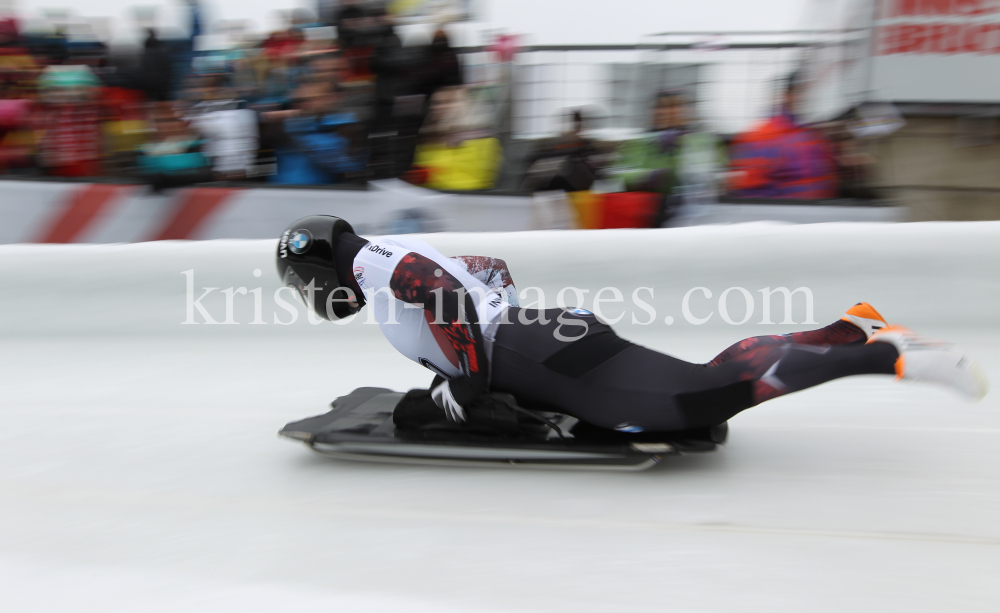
[3,222,996,338]
[2,223,998,613]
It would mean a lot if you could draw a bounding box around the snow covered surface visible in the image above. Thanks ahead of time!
[1,223,999,612]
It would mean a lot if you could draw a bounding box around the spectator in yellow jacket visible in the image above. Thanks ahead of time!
[408,86,502,191]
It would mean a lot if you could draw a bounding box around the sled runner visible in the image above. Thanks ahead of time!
[279,387,727,471]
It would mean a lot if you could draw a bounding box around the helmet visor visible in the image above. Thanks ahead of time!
[282,266,312,308]
[281,265,360,320]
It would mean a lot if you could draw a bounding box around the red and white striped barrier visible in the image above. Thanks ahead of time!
[0,179,536,244]
[0,178,907,244]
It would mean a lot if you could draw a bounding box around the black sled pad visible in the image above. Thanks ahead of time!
[279,387,727,471]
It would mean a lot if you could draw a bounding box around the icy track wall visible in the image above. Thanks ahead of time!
[5,222,998,613]
[3,222,999,348]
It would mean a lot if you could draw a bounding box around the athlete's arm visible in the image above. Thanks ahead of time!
[450,256,514,287]
[389,252,489,410]
[450,255,519,307]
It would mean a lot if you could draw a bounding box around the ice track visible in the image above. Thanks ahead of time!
[2,223,999,612]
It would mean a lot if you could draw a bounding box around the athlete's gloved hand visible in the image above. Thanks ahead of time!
[430,377,478,422]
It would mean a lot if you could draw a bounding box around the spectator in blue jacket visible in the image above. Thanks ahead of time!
[267,81,367,185]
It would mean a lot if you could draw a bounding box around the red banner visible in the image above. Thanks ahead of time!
[878,21,1000,54]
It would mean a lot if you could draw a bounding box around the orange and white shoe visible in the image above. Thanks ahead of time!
[841,302,888,340]
[869,326,989,401]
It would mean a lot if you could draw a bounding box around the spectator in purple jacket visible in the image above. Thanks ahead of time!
[728,71,838,200]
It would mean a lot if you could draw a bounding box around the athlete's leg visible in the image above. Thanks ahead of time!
[678,342,899,428]
[492,336,898,433]
[673,302,982,426]
[569,339,898,430]
[492,305,897,433]
[707,320,865,366]
[708,303,887,366]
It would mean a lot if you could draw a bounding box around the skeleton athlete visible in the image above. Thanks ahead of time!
[276,216,989,433]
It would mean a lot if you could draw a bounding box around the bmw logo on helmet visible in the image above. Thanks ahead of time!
[289,230,313,254]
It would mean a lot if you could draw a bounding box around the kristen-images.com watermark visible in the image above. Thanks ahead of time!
[181,270,817,329]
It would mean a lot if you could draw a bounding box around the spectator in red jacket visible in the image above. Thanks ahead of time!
[36,66,104,178]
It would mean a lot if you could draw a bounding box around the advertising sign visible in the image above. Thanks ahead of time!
[318,0,475,25]
[388,0,475,22]
[872,0,1000,101]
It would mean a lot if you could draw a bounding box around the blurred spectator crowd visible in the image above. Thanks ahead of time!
[0,0,499,191]
[526,77,878,226]
[0,0,876,216]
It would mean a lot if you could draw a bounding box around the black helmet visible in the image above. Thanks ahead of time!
[276,215,362,321]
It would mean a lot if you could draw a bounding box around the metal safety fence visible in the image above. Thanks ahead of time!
[457,32,849,139]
